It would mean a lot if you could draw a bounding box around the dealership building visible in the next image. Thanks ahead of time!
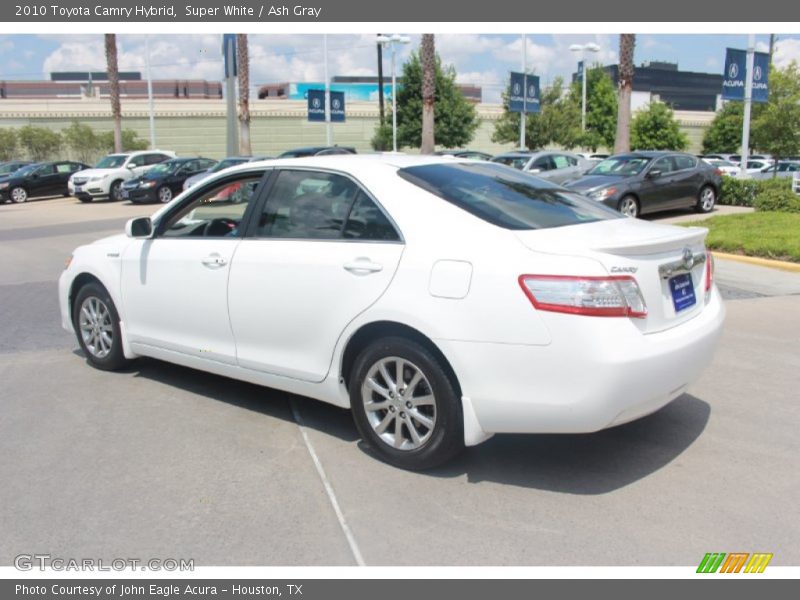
[0,68,717,158]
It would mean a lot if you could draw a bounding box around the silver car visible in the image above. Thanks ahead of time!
[490,151,592,185]
[752,161,800,180]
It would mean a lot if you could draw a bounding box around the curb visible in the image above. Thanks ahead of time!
[712,251,800,273]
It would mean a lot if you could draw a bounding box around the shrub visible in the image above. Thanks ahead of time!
[719,177,760,206]
[0,128,18,161]
[17,125,62,161]
[754,186,800,213]
[370,122,394,151]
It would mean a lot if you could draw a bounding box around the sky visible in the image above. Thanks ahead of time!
[1,33,799,103]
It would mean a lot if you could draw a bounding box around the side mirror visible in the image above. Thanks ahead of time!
[528,168,541,174]
[125,217,153,238]
[647,169,662,179]
[127,164,137,170]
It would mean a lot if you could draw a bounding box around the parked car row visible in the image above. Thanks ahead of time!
[0,160,90,203]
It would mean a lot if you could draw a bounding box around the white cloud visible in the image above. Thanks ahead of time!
[755,41,769,53]
[773,38,800,68]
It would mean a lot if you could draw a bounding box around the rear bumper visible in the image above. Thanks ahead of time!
[438,288,725,437]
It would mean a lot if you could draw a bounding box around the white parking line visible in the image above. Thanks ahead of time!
[290,399,366,566]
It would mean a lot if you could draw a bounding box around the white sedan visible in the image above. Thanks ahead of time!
[59,155,726,469]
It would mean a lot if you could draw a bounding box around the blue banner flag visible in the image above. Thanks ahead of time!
[509,71,540,114]
[307,89,326,122]
[722,47,770,103]
[330,91,345,122]
[222,34,237,78]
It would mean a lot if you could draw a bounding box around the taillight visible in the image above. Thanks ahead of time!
[714,168,723,176]
[519,275,647,318]
[704,251,715,300]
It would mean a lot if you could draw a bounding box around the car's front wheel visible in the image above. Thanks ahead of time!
[72,282,130,371]
[350,336,464,470]
[696,185,716,213]
[10,186,28,203]
[157,185,173,203]
[109,180,124,202]
[618,195,639,218]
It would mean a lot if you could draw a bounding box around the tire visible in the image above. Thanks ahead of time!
[350,336,464,470]
[618,195,639,218]
[696,185,716,213]
[72,282,130,371]
[109,180,124,202]
[157,185,173,203]
[10,186,28,203]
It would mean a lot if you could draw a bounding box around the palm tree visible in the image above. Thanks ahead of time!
[420,34,436,154]
[236,33,251,156]
[104,34,122,152]
[614,34,636,153]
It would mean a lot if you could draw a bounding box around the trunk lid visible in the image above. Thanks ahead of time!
[515,218,710,333]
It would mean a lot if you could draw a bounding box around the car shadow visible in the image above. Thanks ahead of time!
[427,393,710,494]
[83,352,710,494]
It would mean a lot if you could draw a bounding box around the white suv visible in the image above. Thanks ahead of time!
[69,150,176,202]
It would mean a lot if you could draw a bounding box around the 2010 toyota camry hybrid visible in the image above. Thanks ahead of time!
[59,155,725,470]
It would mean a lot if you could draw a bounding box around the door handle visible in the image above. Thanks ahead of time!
[201,253,227,268]
[343,258,383,274]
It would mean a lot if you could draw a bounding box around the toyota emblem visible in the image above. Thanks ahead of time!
[682,247,695,270]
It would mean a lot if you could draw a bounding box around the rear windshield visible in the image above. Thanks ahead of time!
[398,162,621,230]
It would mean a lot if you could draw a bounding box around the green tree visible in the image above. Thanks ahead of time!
[752,61,800,167]
[492,77,578,149]
[702,102,744,154]
[97,129,149,153]
[630,101,688,151]
[17,125,62,160]
[391,51,478,149]
[0,128,18,161]
[62,121,102,164]
[567,66,618,151]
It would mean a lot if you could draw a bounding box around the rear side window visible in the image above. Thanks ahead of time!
[398,162,621,230]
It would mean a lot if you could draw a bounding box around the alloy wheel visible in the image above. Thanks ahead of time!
[78,296,114,359]
[10,187,27,203]
[360,356,437,451]
[700,187,715,212]
[619,196,638,218]
[158,186,173,203]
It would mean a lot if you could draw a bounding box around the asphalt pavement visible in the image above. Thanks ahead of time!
[1,197,798,566]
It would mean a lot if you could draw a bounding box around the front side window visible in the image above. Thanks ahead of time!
[95,155,127,169]
[652,157,675,174]
[588,156,650,176]
[127,154,147,168]
[35,164,56,176]
[492,156,529,170]
[161,176,262,238]
[398,162,621,230]
[552,155,572,169]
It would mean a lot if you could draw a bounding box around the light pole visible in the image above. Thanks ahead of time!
[569,42,600,132]
[377,34,410,152]
[145,37,156,148]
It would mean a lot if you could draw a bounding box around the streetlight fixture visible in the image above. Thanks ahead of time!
[569,42,600,133]
[377,33,411,152]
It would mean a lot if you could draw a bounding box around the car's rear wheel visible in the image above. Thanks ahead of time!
[350,336,464,470]
[109,180,124,202]
[696,185,716,213]
[157,185,173,203]
[618,195,639,218]
[10,186,28,203]
[72,282,130,371]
